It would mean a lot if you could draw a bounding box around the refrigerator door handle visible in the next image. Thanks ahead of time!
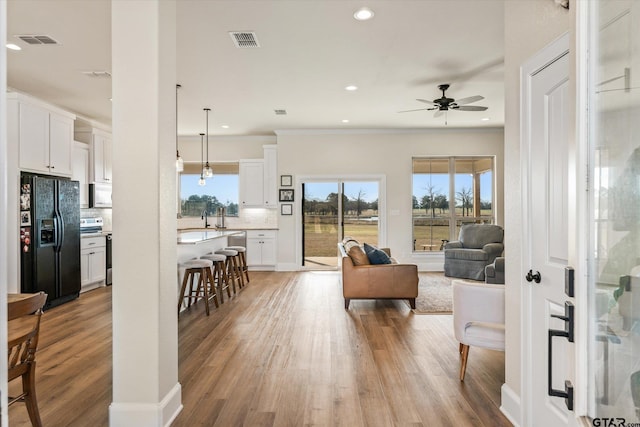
[57,211,65,251]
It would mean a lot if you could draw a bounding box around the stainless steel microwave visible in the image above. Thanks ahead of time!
[89,183,112,208]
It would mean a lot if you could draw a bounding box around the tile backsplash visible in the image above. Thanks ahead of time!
[177,208,278,229]
[81,208,113,231]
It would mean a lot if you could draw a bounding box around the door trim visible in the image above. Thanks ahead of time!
[296,174,387,270]
[520,31,571,427]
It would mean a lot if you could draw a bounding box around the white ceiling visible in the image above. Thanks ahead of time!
[7,0,505,136]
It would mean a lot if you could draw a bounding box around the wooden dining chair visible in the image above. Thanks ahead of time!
[8,292,47,427]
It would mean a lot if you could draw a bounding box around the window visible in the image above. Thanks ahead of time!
[179,162,239,217]
[412,157,494,252]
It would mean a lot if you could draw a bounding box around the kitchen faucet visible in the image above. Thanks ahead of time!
[201,209,210,228]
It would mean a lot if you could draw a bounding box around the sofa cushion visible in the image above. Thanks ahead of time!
[363,243,392,265]
[344,240,360,253]
[348,245,370,266]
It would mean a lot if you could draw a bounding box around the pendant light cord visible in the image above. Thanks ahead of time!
[204,108,211,167]
[176,84,181,156]
[200,133,205,178]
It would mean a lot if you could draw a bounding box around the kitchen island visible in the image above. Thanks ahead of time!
[177,230,243,263]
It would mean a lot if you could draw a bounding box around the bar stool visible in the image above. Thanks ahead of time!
[178,259,218,316]
[200,253,231,303]
[225,245,249,285]
[215,249,242,294]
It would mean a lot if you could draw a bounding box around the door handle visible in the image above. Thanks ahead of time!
[548,301,574,411]
[526,270,541,283]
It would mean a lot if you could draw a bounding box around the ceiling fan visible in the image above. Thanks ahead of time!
[399,84,488,119]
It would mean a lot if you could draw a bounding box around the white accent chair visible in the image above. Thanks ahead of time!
[452,279,505,381]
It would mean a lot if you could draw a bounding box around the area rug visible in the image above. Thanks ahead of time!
[413,272,454,314]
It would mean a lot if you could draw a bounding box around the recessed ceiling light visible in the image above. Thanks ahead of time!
[342,119,350,123]
[481,117,490,121]
[6,43,21,51]
[221,125,229,129]
[354,7,374,21]
[345,85,358,91]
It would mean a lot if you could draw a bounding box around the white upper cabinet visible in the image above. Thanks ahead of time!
[10,93,76,177]
[239,145,278,209]
[239,160,265,208]
[263,145,278,208]
[72,142,90,208]
[74,124,113,184]
[92,131,113,183]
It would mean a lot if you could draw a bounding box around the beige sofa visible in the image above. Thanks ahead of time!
[338,242,418,309]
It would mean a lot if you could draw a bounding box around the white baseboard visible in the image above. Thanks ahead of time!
[500,383,521,427]
[109,383,182,427]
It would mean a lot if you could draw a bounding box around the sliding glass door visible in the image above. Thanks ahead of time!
[302,180,379,268]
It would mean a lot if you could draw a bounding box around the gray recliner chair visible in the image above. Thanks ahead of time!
[485,257,505,284]
[444,224,504,281]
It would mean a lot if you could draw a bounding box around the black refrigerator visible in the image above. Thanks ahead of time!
[20,173,81,309]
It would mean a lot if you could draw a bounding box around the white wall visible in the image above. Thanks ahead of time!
[275,129,504,270]
[502,0,572,423]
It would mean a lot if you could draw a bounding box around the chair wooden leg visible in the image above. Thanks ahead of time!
[459,342,463,354]
[226,258,237,294]
[240,252,250,283]
[233,256,244,289]
[23,363,43,427]
[459,344,470,381]
[198,268,210,316]
[178,269,190,314]
[205,267,219,309]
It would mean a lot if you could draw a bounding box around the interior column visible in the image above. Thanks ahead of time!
[110,1,181,425]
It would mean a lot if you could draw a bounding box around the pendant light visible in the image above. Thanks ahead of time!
[198,133,206,186]
[175,84,184,172]
[203,108,213,178]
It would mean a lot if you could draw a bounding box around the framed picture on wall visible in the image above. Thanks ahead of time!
[281,204,293,215]
[280,175,292,187]
[279,189,294,202]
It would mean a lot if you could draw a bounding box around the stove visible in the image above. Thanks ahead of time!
[80,217,103,235]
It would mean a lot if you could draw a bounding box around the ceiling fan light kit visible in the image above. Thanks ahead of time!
[399,83,488,124]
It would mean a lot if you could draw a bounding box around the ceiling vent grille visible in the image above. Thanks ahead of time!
[16,35,59,45]
[274,109,287,115]
[82,71,112,78]
[229,32,260,48]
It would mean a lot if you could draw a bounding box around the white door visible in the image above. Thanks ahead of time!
[522,34,578,426]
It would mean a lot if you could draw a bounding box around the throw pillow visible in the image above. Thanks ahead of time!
[363,243,392,265]
[348,245,370,266]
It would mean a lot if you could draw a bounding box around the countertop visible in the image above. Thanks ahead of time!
[177,230,243,245]
[81,231,111,239]
[178,227,278,231]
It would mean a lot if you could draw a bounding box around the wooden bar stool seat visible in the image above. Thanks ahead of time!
[200,253,231,303]
[215,249,242,294]
[178,259,218,316]
[225,245,249,285]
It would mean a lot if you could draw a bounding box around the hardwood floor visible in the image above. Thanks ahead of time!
[8,271,510,426]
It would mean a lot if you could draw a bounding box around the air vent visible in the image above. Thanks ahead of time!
[16,35,59,45]
[274,109,287,115]
[229,32,260,48]
[82,71,112,78]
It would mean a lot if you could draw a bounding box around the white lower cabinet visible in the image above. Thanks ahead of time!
[81,236,106,291]
[246,230,277,269]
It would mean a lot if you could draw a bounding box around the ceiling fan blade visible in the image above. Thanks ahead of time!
[454,95,484,105]
[398,107,431,113]
[434,109,444,118]
[455,105,488,111]
[416,98,436,105]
